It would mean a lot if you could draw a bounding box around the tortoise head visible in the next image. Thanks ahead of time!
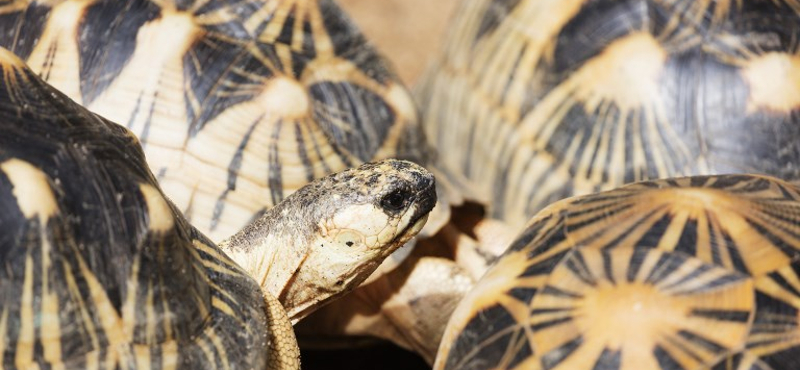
[222,159,437,322]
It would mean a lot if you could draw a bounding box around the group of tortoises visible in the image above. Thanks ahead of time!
[1,0,799,369]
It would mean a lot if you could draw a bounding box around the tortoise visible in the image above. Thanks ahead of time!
[417,0,800,233]
[399,0,800,360]
[0,47,437,369]
[436,174,800,370]
[0,0,436,240]
[0,0,472,361]
[280,0,800,362]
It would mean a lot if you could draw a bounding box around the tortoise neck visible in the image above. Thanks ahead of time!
[218,200,316,322]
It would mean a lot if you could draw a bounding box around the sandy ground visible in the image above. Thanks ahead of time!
[337,0,460,86]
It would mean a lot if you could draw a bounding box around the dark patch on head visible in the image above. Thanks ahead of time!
[365,173,381,187]
[389,159,415,171]
[345,241,353,247]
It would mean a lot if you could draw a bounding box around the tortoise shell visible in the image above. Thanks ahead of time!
[436,174,800,370]
[0,0,425,241]
[0,48,269,368]
[418,0,800,231]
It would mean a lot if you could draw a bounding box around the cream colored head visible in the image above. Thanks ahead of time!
[221,159,436,322]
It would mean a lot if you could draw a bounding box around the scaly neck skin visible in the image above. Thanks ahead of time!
[218,197,419,324]
[219,201,317,323]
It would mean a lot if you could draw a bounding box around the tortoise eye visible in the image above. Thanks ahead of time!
[381,190,410,211]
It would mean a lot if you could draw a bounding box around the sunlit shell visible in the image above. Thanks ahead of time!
[419,0,800,232]
[0,49,268,368]
[0,0,424,241]
[437,174,800,370]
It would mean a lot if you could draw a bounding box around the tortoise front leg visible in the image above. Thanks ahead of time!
[262,290,301,370]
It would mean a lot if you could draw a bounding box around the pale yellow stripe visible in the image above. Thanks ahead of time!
[0,308,8,356]
[195,336,216,365]
[134,344,151,369]
[104,344,123,369]
[40,238,62,362]
[260,0,292,44]
[160,281,173,340]
[192,241,242,276]
[122,256,141,341]
[14,254,35,368]
[306,0,333,56]
[146,283,156,342]
[24,0,91,101]
[61,258,100,350]
[291,0,307,52]
[211,296,236,318]
[1,159,58,220]
[206,280,238,307]
[84,350,100,370]
[162,341,179,370]
[245,0,279,37]
[139,184,175,233]
[205,330,231,370]
[73,250,124,346]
